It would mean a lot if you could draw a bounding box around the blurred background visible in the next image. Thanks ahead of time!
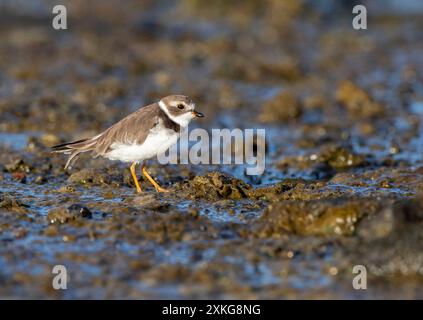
[1,0,423,299]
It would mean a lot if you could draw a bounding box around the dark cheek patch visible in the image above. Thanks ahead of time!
[167,106,182,117]
[168,106,189,117]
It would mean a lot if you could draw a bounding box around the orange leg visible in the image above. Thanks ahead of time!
[130,162,142,193]
[141,165,169,193]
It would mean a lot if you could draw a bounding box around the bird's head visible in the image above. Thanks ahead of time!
[159,95,204,127]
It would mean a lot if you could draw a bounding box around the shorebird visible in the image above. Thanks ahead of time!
[52,95,204,193]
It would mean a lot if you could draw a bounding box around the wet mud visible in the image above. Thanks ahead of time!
[1,0,423,298]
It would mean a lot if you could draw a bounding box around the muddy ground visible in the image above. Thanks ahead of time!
[1,0,423,299]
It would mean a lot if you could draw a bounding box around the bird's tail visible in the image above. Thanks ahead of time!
[51,137,99,170]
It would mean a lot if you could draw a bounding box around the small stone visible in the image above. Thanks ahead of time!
[329,267,338,276]
[47,204,92,224]
[67,204,92,218]
[34,175,47,184]
[40,133,60,147]
[316,145,365,170]
[57,186,76,193]
[5,159,31,173]
[62,235,76,242]
[12,172,26,183]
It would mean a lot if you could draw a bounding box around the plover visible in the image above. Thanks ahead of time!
[52,95,204,193]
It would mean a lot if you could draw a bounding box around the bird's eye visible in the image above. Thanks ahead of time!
[177,104,185,110]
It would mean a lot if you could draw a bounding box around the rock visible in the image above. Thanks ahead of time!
[68,168,114,185]
[184,172,251,200]
[40,133,61,147]
[0,194,29,213]
[356,206,396,241]
[255,199,382,237]
[336,81,385,119]
[132,193,170,211]
[26,136,45,151]
[5,159,31,173]
[67,204,93,218]
[47,204,92,224]
[315,144,365,170]
[12,172,26,183]
[259,91,302,123]
[356,197,423,241]
[34,175,47,184]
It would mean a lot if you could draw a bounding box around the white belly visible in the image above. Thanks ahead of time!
[105,129,179,163]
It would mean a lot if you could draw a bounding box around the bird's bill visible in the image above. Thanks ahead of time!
[192,110,204,118]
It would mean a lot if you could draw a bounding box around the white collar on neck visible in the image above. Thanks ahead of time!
[159,99,192,128]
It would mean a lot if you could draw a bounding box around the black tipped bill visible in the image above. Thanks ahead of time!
[192,110,204,118]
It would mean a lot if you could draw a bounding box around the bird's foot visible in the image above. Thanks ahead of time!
[155,186,170,193]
